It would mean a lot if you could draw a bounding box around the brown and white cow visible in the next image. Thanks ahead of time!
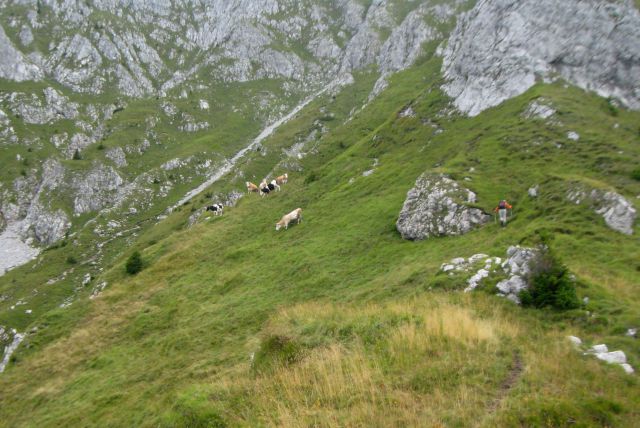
[246,181,259,194]
[275,173,288,185]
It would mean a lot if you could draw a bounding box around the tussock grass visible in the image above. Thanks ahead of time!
[206,298,521,427]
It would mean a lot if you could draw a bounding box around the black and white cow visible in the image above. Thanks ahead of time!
[206,203,224,216]
[259,179,270,197]
[268,180,280,192]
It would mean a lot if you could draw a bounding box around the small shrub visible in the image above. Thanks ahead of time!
[519,248,579,310]
[631,168,640,181]
[125,251,144,275]
[66,255,77,265]
[97,143,105,150]
[72,149,82,160]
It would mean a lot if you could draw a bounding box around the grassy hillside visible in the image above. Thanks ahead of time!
[0,56,639,427]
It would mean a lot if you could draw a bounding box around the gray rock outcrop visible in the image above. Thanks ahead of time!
[442,0,640,116]
[73,164,125,215]
[0,24,42,81]
[397,173,490,240]
[105,147,127,167]
[567,186,636,235]
[3,88,79,125]
[495,246,539,303]
[441,245,539,303]
[0,159,71,249]
[523,99,555,120]
[20,203,70,246]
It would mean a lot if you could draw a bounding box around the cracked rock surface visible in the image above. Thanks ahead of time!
[397,173,489,240]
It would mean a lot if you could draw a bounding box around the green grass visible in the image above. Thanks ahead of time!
[0,53,639,427]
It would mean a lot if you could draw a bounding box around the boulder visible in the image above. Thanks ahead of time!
[567,336,582,346]
[590,344,608,354]
[620,363,635,374]
[567,186,636,235]
[595,350,627,365]
[595,191,636,235]
[496,275,528,303]
[396,173,490,240]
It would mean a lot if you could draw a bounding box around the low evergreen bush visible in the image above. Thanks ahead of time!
[125,251,144,275]
[519,248,579,310]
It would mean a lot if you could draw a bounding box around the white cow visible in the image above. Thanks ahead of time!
[276,208,302,230]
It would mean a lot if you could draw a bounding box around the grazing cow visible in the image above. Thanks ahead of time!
[275,173,288,185]
[246,181,259,194]
[268,179,280,192]
[276,208,302,230]
[206,203,224,216]
[260,179,270,197]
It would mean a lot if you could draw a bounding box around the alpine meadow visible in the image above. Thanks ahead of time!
[0,1,639,427]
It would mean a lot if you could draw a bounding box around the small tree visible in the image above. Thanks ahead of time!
[125,251,143,275]
[519,247,579,310]
[72,149,82,160]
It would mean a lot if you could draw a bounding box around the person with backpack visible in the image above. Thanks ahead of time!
[494,199,513,226]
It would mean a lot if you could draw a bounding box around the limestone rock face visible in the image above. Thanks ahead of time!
[105,147,127,168]
[3,88,79,125]
[0,24,42,82]
[442,0,640,116]
[21,203,71,246]
[73,164,125,215]
[0,1,459,100]
[396,173,490,240]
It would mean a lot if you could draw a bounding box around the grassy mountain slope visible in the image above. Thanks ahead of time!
[0,55,639,426]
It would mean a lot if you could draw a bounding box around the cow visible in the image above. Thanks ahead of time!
[268,179,280,192]
[275,173,288,185]
[259,179,270,197]
[246,181,259,194]
[276,208,302,231]
[206,203,224,216]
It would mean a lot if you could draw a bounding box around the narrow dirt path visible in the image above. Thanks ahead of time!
[487,350,524,414]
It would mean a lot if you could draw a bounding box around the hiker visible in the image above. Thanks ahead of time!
[494,199,513,226]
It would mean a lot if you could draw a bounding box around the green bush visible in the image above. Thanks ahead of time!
[519,248,579,310]
[66,255,77,265]
[72,149,82,160]
[631,168,640,181]
[125,251,144,275]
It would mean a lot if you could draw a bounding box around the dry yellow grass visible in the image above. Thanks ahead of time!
[218,297,524,427]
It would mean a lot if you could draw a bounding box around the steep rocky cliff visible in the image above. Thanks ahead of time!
[441,0,640,116]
